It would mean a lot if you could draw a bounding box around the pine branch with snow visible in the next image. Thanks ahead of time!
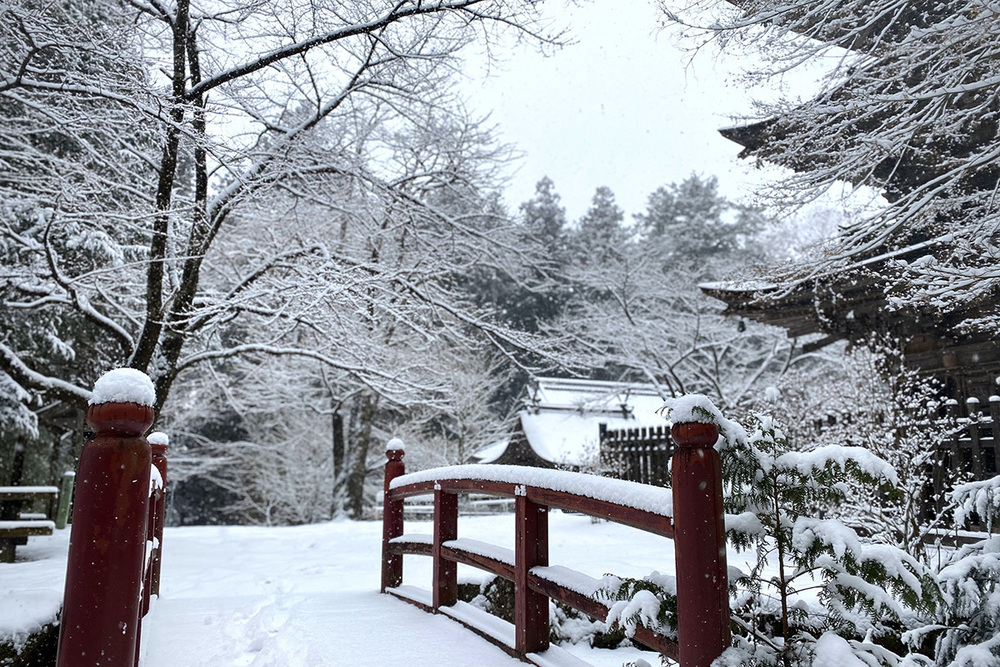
[720,411,940,666]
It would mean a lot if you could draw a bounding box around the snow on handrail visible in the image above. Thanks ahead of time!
[391,464,673,517]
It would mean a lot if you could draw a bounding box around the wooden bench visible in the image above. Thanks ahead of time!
[0,486,59,562]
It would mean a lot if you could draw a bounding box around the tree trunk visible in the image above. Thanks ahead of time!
[331,410,344,519]
[345,393,378,520]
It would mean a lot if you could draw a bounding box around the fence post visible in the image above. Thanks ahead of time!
[148,432,169,599]
[54,471,75,530]
[671,420,730,667]
[514,489,549,655]
[990,396,1000,475]
[57,383,154,667]
[381,439,406,593]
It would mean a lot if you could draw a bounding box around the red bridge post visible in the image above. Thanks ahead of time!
[671,421,730,667]
[515,491,549,655]
[57,395,154,667]
[432,487,458,609]
[148,432,169,599]
[381,439,405,593]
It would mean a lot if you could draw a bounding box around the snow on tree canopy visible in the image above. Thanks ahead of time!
[386,438,405,452]
[148,432,169,446]
[88,368,156,406]
[775,445,899,486]
[812,632,870,667]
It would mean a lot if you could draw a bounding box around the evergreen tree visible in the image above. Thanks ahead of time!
[463,177,573,332]
[635,174,767,269]
[661,397,940,667]
[572,185,629,258]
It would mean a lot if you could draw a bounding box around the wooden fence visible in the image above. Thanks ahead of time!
[56,400,168,667]
[934,396,1000,510]
[382,421,730,667]
[599,423,673,487]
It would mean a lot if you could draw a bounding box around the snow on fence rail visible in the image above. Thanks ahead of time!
[55,369,168,667]
[380,421,731,667]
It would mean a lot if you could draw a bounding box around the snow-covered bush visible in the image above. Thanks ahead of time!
[909,477,1000,666]
[759,341,951,560]
[682,404,941,666]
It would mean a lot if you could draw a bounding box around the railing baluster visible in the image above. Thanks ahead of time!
[989,396,1000,474]
[515,491,549,655]
[381,440,406,592]
[57,392,154,667]
[149,433,169,598]
[54,471,75,530]
[967,398,984,480]
[433,487,458,609]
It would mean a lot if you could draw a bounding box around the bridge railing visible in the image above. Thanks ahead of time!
[381,421,730,667]
[56,388,168,667]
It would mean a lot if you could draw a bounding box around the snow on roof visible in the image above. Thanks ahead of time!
[89,368,156,406]
[470,438,509,464]
[519,377,668,467]
[520,409,665,467]
[526,377,666,417]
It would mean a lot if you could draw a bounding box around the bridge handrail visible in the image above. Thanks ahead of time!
[381,420,731,667]
[390,465,674,538]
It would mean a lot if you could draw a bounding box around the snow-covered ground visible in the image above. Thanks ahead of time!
[2,511,748,666]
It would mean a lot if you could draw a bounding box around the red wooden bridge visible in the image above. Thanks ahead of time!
[53,395,731,667]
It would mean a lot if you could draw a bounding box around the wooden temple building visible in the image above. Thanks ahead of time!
[700,3,1000,509]
[704,2,1000,405]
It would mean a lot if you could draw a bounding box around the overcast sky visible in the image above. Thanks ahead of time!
[460,1,791,222]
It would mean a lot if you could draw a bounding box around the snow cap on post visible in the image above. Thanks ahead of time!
[386,438,405,453]
[148,432,169,446]
[89,368,156,406]
[659,393,747,450]
[659,394,726,426]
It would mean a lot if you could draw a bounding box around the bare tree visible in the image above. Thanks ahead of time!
[0,0,563,429]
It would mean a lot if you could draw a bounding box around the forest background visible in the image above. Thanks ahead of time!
[0,0,939,529]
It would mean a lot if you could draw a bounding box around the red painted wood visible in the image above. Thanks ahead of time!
[527,573,607,624]
[391,478,515,500]
[388,539,433,557]
[441,544,515,582]
[149,440,168,598]
[57,401,154,667]
[526,487,674,538]
[383,429,728,664]
[515,494,549,655]
[527,572,679,659]
[671,421,730,667]
[392,479,673,538]
[381,446,406,592]
[433,489,458,609]
[141,489,156,618]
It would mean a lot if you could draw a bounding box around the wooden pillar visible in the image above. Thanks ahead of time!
[149,433,169,599]
[57,398,153,667]
[381,440,405,593]
[515,490,549,655]
[989,396,1000,475]
[433,487,458,609]
[968,398,984,480]
[671,421,730,667]
[54,471,75,530]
